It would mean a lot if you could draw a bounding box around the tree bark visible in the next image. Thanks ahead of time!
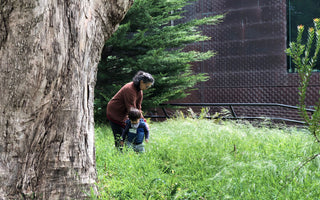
[0,0,133,199]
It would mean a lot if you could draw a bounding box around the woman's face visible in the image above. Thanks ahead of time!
[140,80,152,91]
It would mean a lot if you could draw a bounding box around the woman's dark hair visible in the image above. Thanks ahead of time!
[133,71,154,88]
[128,108,141,121]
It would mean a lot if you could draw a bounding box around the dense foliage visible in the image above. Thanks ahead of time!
[94,0,223,123]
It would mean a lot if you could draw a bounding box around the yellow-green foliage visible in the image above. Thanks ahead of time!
[94,119,320,199]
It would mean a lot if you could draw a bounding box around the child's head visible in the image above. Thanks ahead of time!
[128,108,141,124]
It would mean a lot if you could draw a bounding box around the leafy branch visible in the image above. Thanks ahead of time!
[286,18,320,143]
[282,18,320,192]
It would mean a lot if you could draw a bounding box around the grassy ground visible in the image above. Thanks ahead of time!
[93,118,320,199]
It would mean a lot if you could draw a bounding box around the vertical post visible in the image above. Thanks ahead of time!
[229,105,237,118]
[162,107,170,118]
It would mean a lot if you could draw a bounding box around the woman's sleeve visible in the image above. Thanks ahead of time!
[137,91,143,117]
[123,89,137,112]
[136,90,142,109]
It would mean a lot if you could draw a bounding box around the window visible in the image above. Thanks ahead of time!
[287,0,320,72]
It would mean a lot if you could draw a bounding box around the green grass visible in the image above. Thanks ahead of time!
[93,118,320,199]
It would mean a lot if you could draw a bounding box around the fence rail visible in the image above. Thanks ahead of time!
[145,103,316,125]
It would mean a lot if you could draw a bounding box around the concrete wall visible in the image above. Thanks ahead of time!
[174,0,320,122]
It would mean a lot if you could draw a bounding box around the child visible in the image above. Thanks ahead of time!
[120,108,149,153]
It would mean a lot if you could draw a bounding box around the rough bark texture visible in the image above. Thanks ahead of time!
[0,0,133,199]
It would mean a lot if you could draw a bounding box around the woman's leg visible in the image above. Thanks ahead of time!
[109,121,124,148]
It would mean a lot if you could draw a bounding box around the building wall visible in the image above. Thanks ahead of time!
[174,0,320,121]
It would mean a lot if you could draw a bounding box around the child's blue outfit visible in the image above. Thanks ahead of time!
[121,118,149,152]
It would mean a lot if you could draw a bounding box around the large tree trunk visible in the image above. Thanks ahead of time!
[0,0,133,199]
